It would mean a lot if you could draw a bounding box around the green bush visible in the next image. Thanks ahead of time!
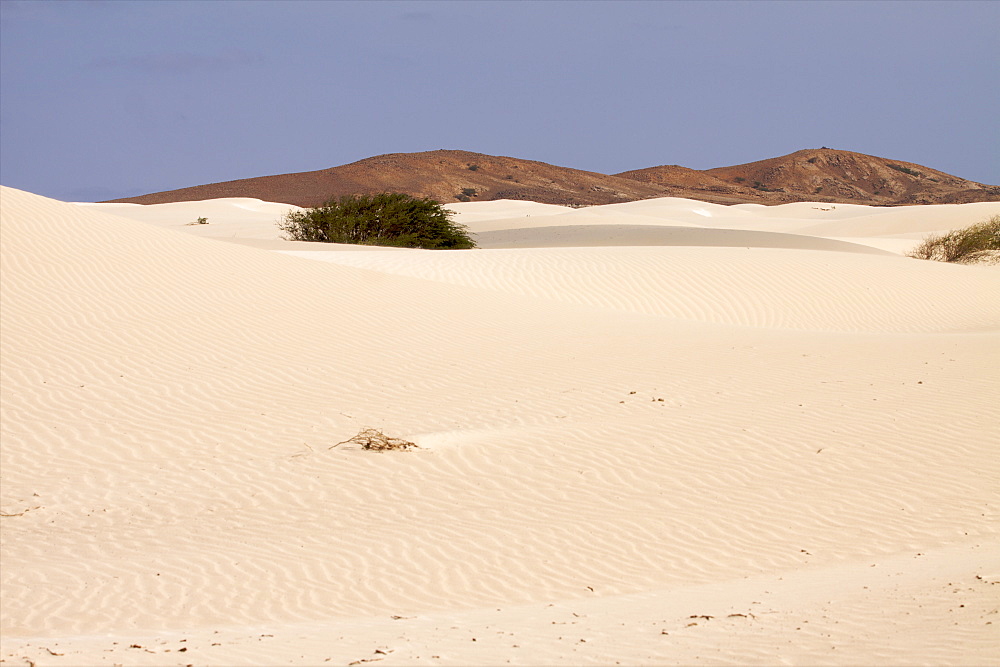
[907,215,1000,264]
[279,193,476,249]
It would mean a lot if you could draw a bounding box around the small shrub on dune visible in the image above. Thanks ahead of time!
[279,192,475,249]
[907,215,1000,264]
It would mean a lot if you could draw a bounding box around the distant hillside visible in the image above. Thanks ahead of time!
[108,148,999,207]
[619,148,998,205]
[108,150,668,208]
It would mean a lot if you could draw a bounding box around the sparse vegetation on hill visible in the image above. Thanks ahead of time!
[887,163,921,177]
[907,216,1000,264]
[279,193,475,249]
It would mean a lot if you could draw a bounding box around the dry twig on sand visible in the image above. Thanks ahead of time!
[330,428,418,452]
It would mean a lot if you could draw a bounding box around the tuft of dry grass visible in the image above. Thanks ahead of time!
[907,215,1000,264]
[330,428,418,452]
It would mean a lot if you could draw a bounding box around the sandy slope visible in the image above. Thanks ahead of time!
[2,187,998,665]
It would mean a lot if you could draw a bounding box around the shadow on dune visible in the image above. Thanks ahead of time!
[474,224,895,255]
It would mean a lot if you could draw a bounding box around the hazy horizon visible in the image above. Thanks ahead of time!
[2,0,997,202]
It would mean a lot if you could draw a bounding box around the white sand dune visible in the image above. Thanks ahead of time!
[77,197,306,240]
[279,245,997,333]
[2,186,998,665]
[81,195,1000,253]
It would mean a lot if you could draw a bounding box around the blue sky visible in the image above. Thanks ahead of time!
[1,0,997,202]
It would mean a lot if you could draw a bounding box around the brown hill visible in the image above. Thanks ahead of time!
[108,150,668,208]
[619,148,1000,205]
[612,164,759,204]
[108,148,998,207]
